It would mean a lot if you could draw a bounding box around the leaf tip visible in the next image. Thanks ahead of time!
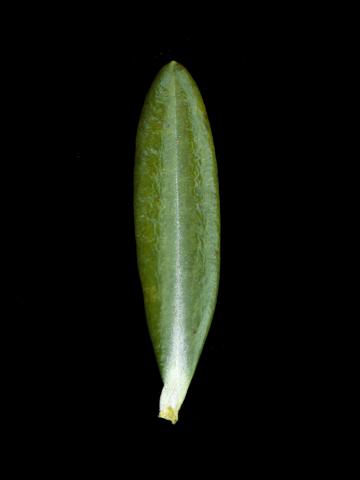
[166,60,184,71]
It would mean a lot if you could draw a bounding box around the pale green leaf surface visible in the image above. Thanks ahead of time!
[134,61,220,423]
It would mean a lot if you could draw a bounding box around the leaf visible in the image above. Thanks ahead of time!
[134,61,220,423]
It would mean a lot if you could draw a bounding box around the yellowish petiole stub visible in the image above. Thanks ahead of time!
[159,406,178,424]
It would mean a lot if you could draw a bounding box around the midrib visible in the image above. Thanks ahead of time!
[174,74,182,314]
[168,69,187,384]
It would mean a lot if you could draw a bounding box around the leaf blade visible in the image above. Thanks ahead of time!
[134,61,220,423]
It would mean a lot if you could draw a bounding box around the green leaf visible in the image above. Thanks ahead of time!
[134,61,220,423]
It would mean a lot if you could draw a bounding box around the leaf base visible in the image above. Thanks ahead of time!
[159,406,178,424]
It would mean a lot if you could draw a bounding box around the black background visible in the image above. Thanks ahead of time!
[7,10,333,470]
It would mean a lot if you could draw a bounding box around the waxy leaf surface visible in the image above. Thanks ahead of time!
[134,61,220,423]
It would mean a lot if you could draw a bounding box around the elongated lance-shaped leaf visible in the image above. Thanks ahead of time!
[134,61,220,424]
